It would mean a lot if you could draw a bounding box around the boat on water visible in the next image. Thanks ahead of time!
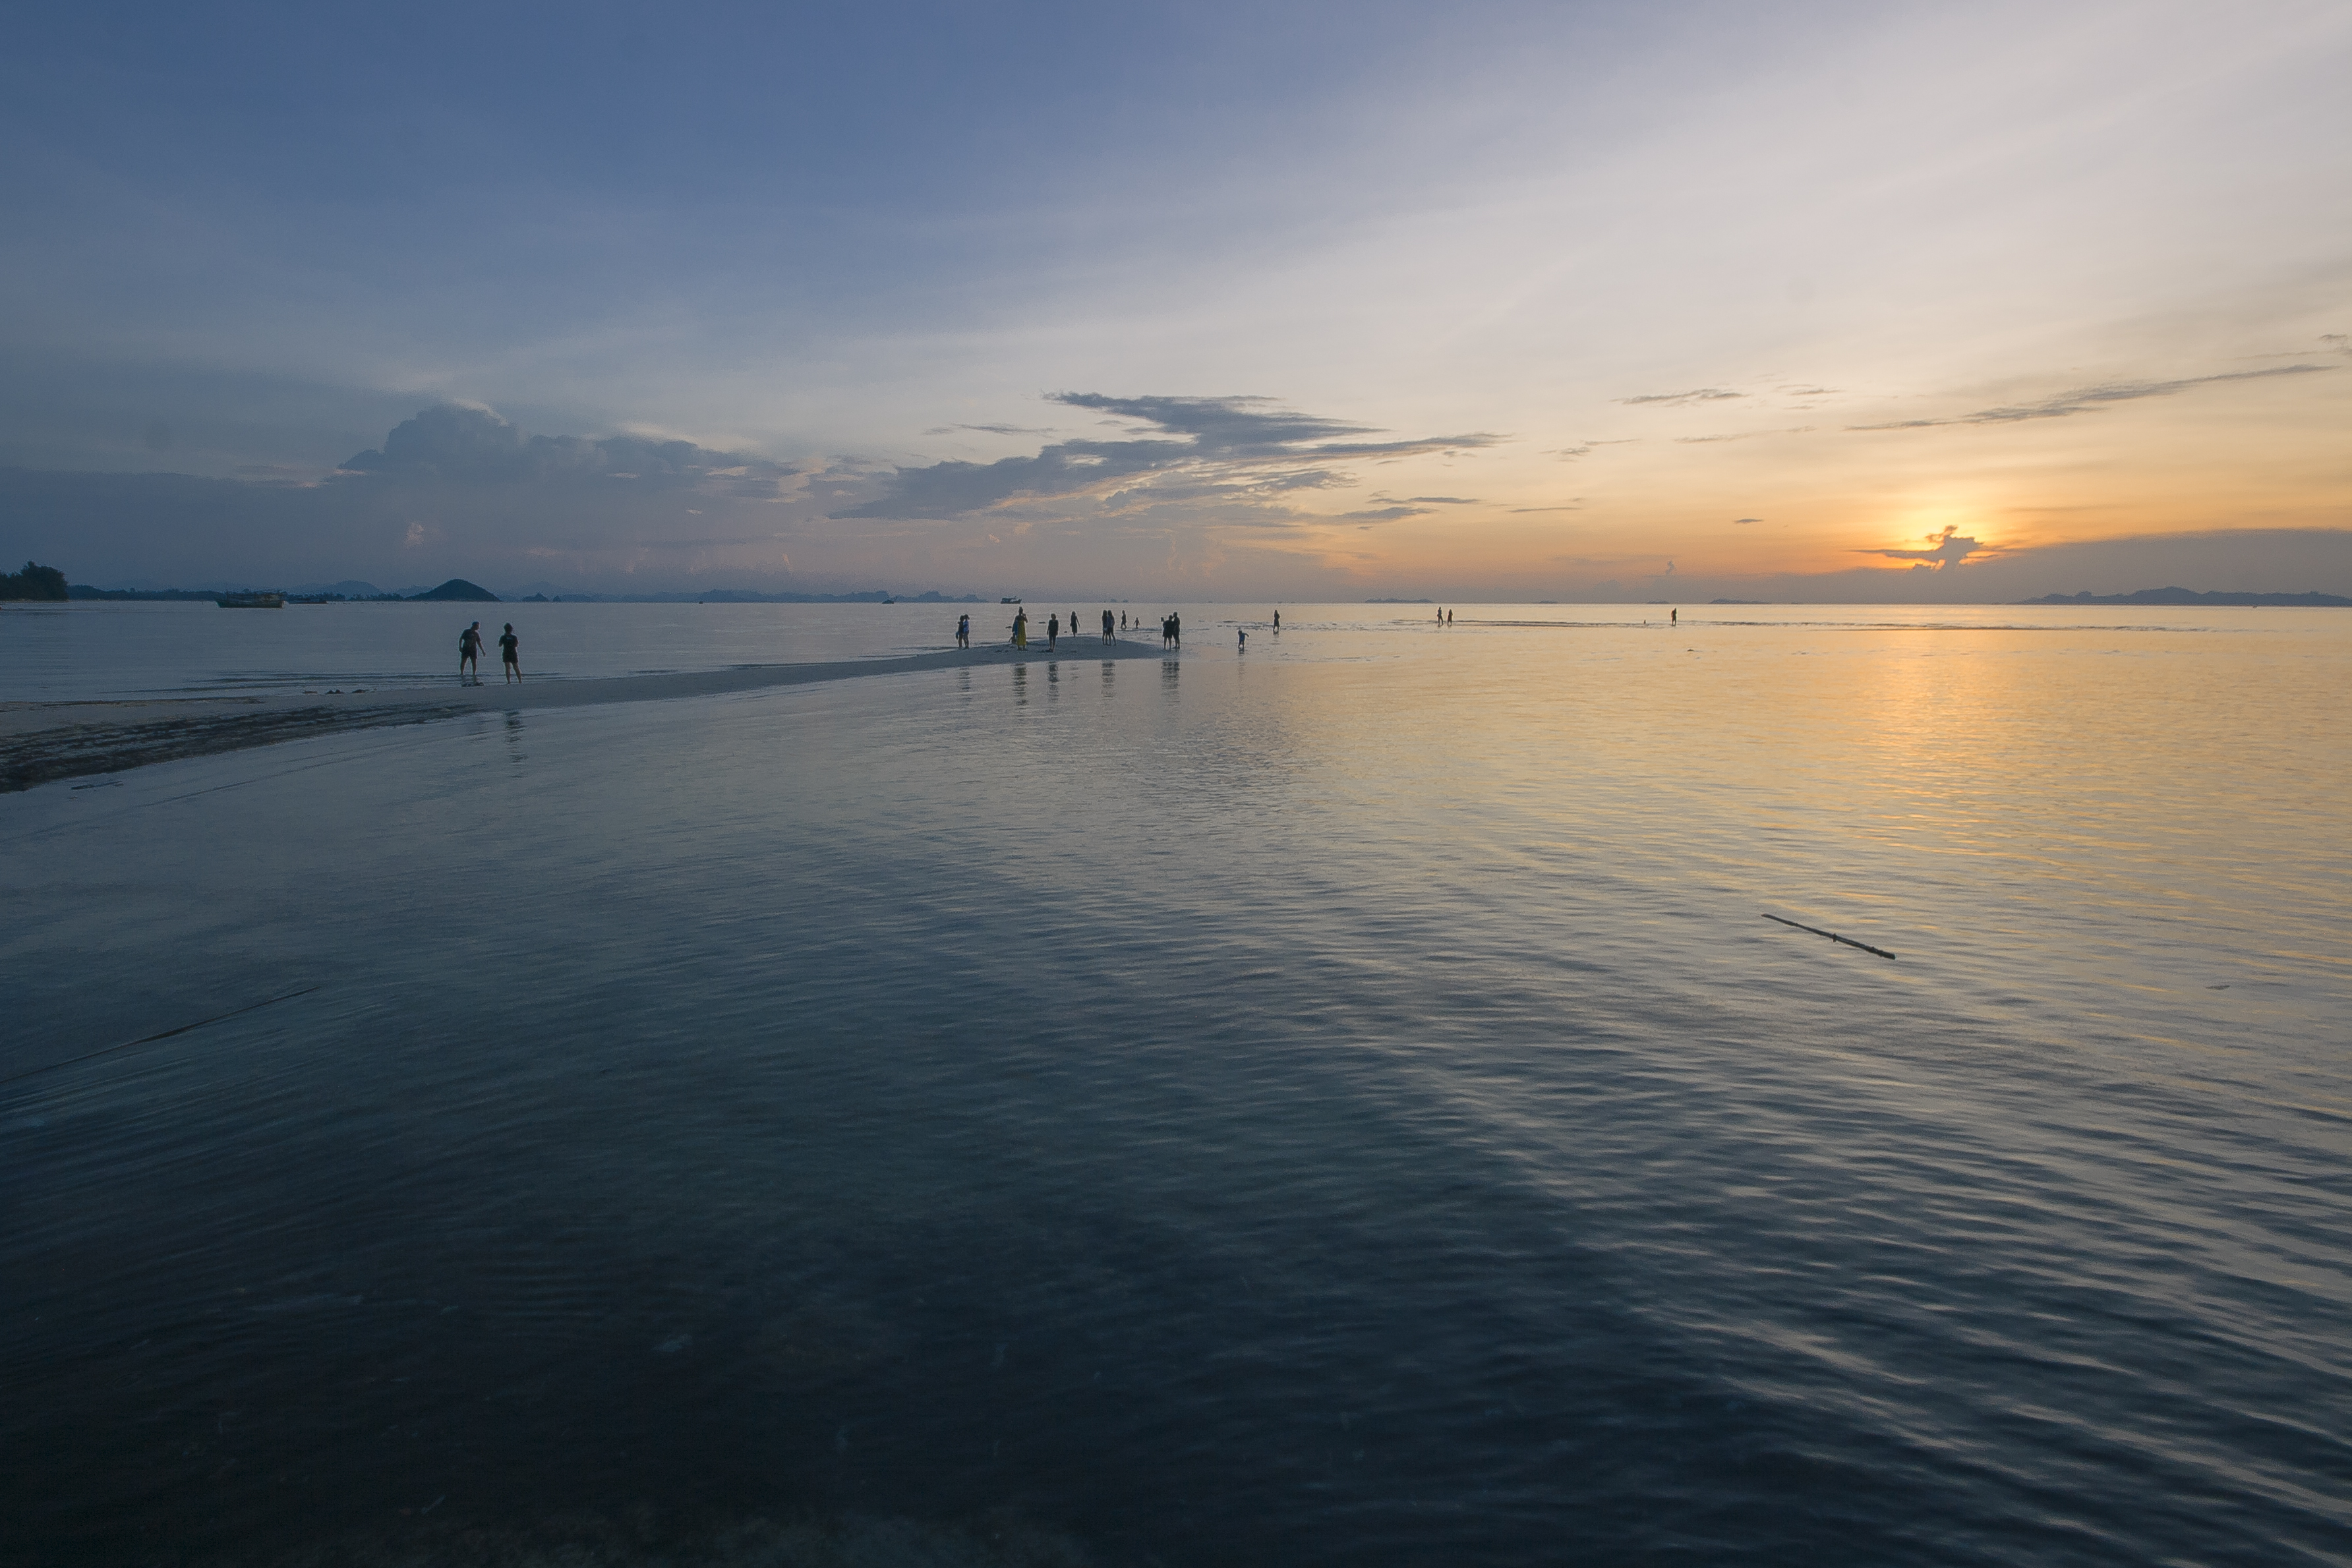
[215,591,286,608]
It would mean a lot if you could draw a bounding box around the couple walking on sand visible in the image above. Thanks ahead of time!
[458,620,521,685]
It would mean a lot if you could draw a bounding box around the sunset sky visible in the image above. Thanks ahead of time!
[3,0,2346,598]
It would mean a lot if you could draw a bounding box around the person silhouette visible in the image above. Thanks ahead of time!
[498,622,520,683]
[1238,627,1247,651]
[956,613,970,648]
[1047,613,1059,652]
[1013,608,1028,649]
[1273,609,1280,631]
[458,621,484,684]
[1102,608,1114,641]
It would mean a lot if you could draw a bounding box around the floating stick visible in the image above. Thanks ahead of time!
[1762,913,1896,961]
[0,985,320,1091]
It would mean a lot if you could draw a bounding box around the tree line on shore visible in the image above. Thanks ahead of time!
[1,562,69,600]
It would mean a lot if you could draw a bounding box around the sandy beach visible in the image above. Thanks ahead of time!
[0,639,1177,792]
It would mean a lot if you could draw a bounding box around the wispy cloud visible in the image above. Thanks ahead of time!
[1674,426,1813,444]
[922,422,1059,436]
[831,393,1500,521]
[1618,388,1744,407]
[1850,364,2329,430]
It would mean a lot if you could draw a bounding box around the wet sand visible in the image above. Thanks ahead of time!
[1,640,1176,792]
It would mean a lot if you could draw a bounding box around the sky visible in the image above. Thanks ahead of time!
[2,0,2346,600]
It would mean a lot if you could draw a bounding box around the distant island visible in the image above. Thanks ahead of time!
[410,577,500,601]
[2018,588,2352,607]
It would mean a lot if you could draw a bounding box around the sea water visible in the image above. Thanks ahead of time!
[3,604,2347,1565]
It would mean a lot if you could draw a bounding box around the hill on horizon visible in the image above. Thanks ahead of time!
[410,578,500,602]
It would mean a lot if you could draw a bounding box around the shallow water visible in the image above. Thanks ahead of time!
[3,605,2347,1565]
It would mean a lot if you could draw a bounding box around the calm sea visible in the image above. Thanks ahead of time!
[3,602,2347,1565]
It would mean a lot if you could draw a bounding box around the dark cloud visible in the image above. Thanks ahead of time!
[1618,388,1744,407]
[1338,506,1432,522]
[1733,517,1761,524]
[1399,494,1478,504]
[831,393,1500,521]
[1850,364,2329,430]
[1860,526,1989,569]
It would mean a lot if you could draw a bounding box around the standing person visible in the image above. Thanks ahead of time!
[1671,608,1678,624]
[1171,612,1181,649]
[1013,608,1028,649]
[1237,627,1247,651]
[498,622,521,683]
[1047,613,1060,652]
[956,613,970,648]
[1102,608,1114,642]
[1273,609,1280,632]
[458,620,485,684]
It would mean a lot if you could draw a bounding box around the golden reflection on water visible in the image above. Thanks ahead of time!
[1204,606,2347,1113]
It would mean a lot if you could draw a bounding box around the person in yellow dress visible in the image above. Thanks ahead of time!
[1012,608,1028,648]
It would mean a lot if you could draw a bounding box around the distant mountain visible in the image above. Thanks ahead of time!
[2019,587,2351,606]
[410,578,500,602]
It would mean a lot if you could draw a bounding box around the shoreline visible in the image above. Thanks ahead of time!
[0,640,1179,792]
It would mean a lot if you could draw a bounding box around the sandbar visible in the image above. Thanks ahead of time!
[1,641,1179,792]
